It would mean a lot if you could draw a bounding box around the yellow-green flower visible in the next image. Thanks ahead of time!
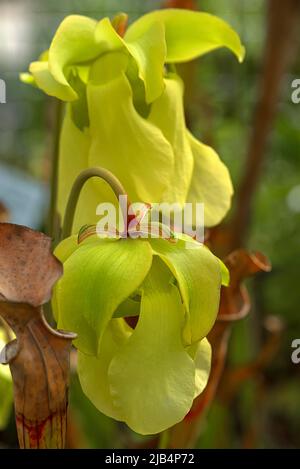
[53,231,228,435]
[22,9,244,233]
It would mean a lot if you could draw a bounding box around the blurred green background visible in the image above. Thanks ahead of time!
[0,0,300,449]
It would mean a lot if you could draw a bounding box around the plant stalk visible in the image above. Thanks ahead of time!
[62,167,128,239]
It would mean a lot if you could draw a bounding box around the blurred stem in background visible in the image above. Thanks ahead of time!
[219,0,300,254]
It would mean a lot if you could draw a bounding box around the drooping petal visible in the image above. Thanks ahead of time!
[148,74,193,205]
[108,258,195,435]
[150,237,222,345]
[48,15,100,100]
[94,17,125,51]
[87,53,174,204]
[54,238,152,355]
[28,61,75,101]
[126,21,166,103]
[20,72,36,86]
[96,17,166,104]
[188,338,211,398]
[125,9,245,64]
[172,235,230,287]
[30,14,167,104]
[68,70,90,130]
[24,17,123,100]
[52,234,115,322]
[219,259,230,287]
[77,319,131,420]
[20,50,48,87]
[186,131,234,227]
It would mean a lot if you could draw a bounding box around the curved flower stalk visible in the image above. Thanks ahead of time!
[22,9,245,233]
[53,177,229,435]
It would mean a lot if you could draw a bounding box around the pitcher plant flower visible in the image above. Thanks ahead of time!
[53,226,228,435]
[22,9,245,233]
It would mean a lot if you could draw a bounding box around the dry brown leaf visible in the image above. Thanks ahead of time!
[0,223,76,448]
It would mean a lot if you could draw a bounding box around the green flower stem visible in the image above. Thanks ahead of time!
[158,429,170,449]
[62,167,128,239]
